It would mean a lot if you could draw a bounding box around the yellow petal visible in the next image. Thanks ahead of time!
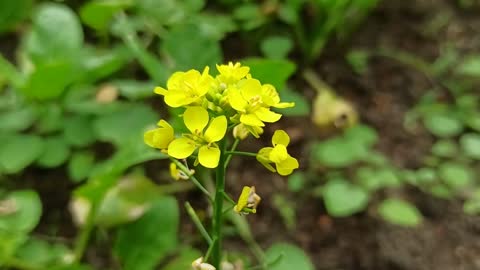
[164,91,191,107]
[204,116,227,142]
[198,145,220,168]
[184,107,209,134]
[240,79,262,100]
[168,138,196,159]
[228,88,247,112]
[255,107,282,123]
[234,186,252,213]
[240,114,265,127]
[143,121,174,149]
[276,156,299,176]
[272,130,290,146]
[154,86,168,95]
[256,147,276,173]
[269,144,289,164]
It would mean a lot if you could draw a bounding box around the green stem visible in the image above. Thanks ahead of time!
[211,139,227,268]
[225,139,240,168]
[170,158,213,202]
[185,202,213,245]
[73,202,98,263]
[225,151,257,158]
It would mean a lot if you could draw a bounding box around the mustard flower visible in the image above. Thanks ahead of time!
[154,67,214,108]
[216,62,250,85]
[228,78,283,127]
[167,107,227,168]
[234,186,261,214]
[256,130,299,176]
[143,120,174,151]
[169,162,193,181]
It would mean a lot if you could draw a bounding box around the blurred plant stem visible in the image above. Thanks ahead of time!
[211,139,227,268]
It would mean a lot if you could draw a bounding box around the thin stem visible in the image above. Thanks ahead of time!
[211,139,227,268]
[225,151,257,158]
[225,139,240,168]
[170,158,213,202]
[185,202,213,245]
[222,191,236,205]
[73,201,98,263]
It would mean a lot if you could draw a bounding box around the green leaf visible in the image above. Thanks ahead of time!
[457,55,480,77]
[0,106,36,132]
[272,194,296,230]
[0,190,42,233]
[346,50,369,74]
[423,113,463,138]
[112,80,156,100]
[162,24,222,71]
[80,45,133,83]
[0,135,44,174]
[438,162,473,190]
[36,103,63,133]
[93,104,157,146]
[24,3,83,64]
[378,199,422,227]
[15,237,71,267]
[162,248,201,270]
[241,58,296,90]
[80,0,131,31]
[288,171,306,192]
[323,179,369,217]
[431,139,457,158]
[344,124,378,147]
[459,133,480,159]
[0,0,32,33]
[68,151,95,182]
[37,136,70,168]
[312,137,368,168]
[356,167,401,192]
[463,189,480,215]
[261,36,293,60]
[136,0,204,27]
[265,243,314,270]
[277,88,310,116]
[63,115,96,147]
[0,231,27,266]
[115,196,179,270]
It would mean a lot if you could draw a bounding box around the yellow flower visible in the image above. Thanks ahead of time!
[228,78,283,127]
[232,123,264,139]
[216,62,250,85]
[154,67,214,108]
[169,162,193,180]
[167,107,227,168]
[234,186,261,214]
[256,130,299,176]
[144,120,174,151]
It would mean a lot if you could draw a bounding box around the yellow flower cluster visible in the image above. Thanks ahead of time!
[144,62,298,172]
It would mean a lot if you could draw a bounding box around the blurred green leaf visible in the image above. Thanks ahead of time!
[423,113,463,138]
[115,196,179,270]
[312,137,368,168]
[457,55,480,77]
[0,0,32,33]
[356,167,401,192]
[68,151,95,182]
[288,171,306,192]
[136,0,204,27]
[162,248,201,270]
[80,46,133,83]
[37,136,70,168]
[112,80,156,100]
[0,190,42,233]
[344,124,378,147]
[459,133,480,159]
[438,162,473,190]
[272,194,296,230]
[378,199,422,226]
[0,231,27,266]
[24,3,83,64]
[323,179,369,217]
[15,237,71,267]
[36,103,63,133]
[163,24,222,71]
[277,88,310,116]
[463,189,480,215]
[0,135,44,174]
[261,36,293,60]
[80,0,132,31]
[64,115,96,147]
[233,4,266,30]
[0,106,36,132]
[431,139,457,158]
[346,50,369,74]
[194,14,236,40]
[242,58,296,90]
[265,243,314,270]
[93,104,157,146]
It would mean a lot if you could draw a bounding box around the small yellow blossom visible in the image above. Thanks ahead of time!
[154,67,214,107]
[143,120,174,151]
[234,186,261,214]
[216,62,250,85]
[256,130,299,176]
[168,107,227,168]
[169,162,193,180]
[192,257,216,270]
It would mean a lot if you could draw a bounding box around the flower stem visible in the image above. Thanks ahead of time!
[225,151,257,157]
[211,139,227,268]
[185,201,213,245]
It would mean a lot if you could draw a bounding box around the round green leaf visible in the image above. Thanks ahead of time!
[460,133,480,159]
[0,190,42,233]
[36,103,63,133]
[0,106,37,132]
[288,171,306,192]
[344,124,378,147]
[261,36,293,60]
[423,113,463,138]
[64,115,96,147]
[277,88,310,117]
[68,151,95,182]
[0,135,44,174]
[378,199,422,227]
[80,0,131,31]
[37,136,70,168]
[265,243,314,270]
[312,137,367,168]
[323,179,369,217]
[438,162,473,190]
[431,139,457,157]
[241,58,296,90]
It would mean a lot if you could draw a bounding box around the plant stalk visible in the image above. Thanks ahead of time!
[211,139,227,268]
